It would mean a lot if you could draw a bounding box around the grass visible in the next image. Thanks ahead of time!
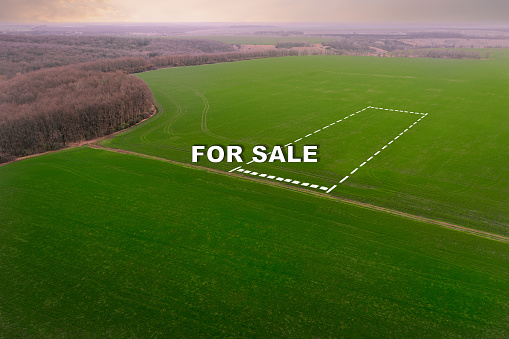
[1,147,508,337]
[103,51,509,236]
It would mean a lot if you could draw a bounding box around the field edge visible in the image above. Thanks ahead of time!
[87,144,509,244]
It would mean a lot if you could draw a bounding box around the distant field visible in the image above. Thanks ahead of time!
[168,35,331,45]
[103,51,509,235]
[1,147,508,337]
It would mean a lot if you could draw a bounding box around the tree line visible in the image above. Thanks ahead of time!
[78,49,301,74]
[0,34,236,78]
[0,48,303,163]
[0,66,154,163]
[3,32,487,164]
[389,49,486,59]
[275,42,313,49]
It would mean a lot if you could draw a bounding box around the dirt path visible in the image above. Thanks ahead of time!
[88,143,509,244]
[3,99,507,244]
[0,105,159,168]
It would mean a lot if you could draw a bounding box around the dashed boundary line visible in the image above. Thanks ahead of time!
[244,107,371,165]
[338,108,428,187]
[233,166,334,192]
[232,105,429,193]
[87,144,509,244]
[370,106,427,116]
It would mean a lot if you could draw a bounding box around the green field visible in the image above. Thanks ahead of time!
[1,147,508,336]
[103,52,509,236]
[2,51,509,336]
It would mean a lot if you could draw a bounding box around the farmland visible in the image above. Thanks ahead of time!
[1,47,509,336]
[103,51,509,236]
[1,147,508,337]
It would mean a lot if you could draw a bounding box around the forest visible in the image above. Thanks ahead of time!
[0,66,154,162]
[0,37,301,163]
[389,48,486,59]
[0,31,494,163]
[0,34,236,78]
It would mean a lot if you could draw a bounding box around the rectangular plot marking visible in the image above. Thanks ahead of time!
[326,185,337,193]
[230,105,429,195]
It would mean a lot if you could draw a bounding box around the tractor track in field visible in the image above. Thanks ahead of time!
[4,102,508,244]
[194,90,228,141]
[139,98,165,144]
[161,92,185,140]
[87,143,509,244]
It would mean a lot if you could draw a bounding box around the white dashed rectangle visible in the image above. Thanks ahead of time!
[229,105,428,193]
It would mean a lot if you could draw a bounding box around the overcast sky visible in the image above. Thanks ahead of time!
[1,0,508,24]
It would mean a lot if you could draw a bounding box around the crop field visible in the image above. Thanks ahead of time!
[1,147,509,337]
[2,50,509,337]
[103,52,509,236]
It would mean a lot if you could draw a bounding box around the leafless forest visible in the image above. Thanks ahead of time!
[0,35,237,78]
[0,34,300,163]
[1,24,506,163]
[0,67,153,162]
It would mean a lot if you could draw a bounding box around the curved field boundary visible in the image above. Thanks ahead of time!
[0,104,160,167]
[139,99,165,144]
[88,144,509,244]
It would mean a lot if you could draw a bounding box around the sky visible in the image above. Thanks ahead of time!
[1,0,508,24]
